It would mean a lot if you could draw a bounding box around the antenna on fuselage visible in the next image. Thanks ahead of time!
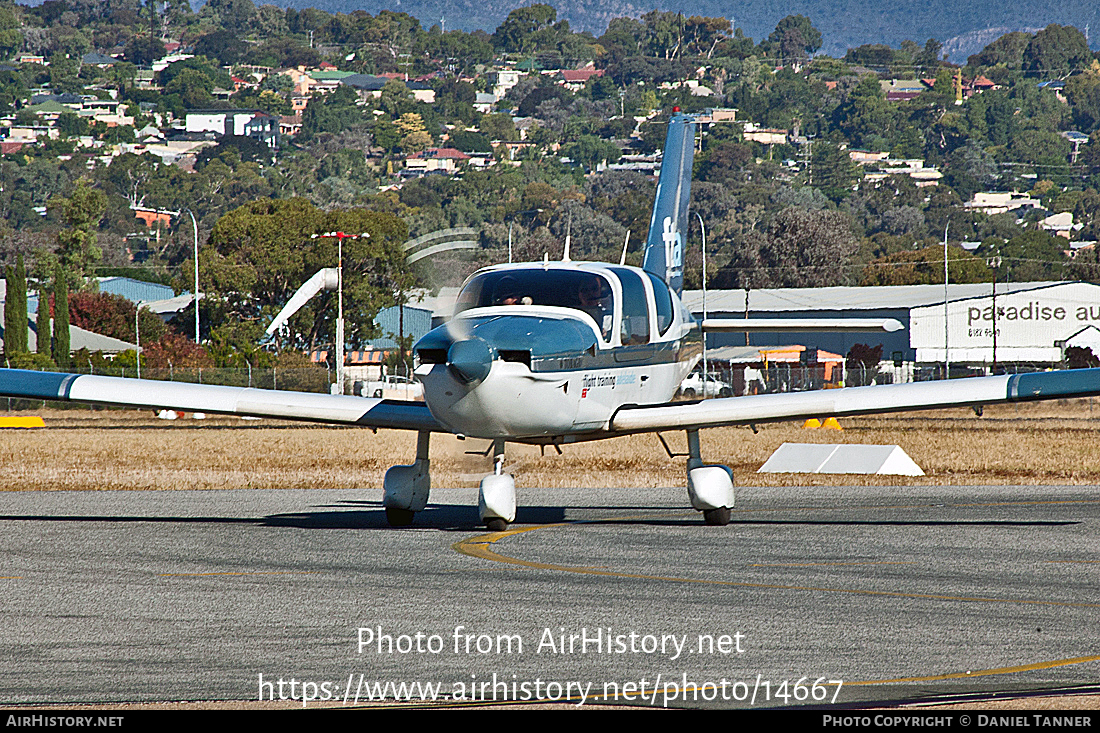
[619,230,630,266]
[562,217,572,262]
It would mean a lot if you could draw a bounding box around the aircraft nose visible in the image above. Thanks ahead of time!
[447,338,493,384]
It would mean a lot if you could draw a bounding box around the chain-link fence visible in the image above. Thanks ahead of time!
[73,365,333,393]
[2,365,334,412]
[691,361,1058,397]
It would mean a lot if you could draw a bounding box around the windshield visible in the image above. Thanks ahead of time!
[454,269,616,341]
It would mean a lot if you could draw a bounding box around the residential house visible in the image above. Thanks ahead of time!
[880,79,926,102]
[404,147,469,175]
[184,109,279,149]
[488,69,526,98]
[742,122,788,145]
[557,67,603,92]
[965,192,1042,215]
[1040,212,1078,239]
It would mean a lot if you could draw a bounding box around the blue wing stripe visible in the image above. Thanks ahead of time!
[1009,370,1100,400]
[0,369,78,400]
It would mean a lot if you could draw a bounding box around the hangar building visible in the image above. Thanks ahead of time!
[682,281,1100,373]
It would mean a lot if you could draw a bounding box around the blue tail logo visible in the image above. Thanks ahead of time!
[643,112,696,295]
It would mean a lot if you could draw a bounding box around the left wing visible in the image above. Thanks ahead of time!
[0,368,441,431]
[611,369,1100,433]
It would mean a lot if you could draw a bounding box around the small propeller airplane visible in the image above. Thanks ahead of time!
[3,111,1100,531]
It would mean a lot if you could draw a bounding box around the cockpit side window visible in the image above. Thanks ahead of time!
[645,271,675,336]
[611,268,650,345]
[454,269,616,342]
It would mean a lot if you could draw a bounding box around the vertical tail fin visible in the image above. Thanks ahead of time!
[642,112,696,295]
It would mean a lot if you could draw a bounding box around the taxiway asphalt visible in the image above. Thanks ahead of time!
[2,484,1098,708]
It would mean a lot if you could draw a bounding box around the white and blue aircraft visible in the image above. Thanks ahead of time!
[3,112,1100,531]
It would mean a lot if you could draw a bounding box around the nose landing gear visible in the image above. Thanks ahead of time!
[479,439,516,532]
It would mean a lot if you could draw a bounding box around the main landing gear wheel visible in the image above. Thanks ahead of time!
[703,507,731,526]
[382,431,432,529]
[485,518,508,532]
[685,429,735,527]
[385,507,415,527]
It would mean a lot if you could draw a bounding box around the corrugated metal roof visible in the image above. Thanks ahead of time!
[682,282,1066,313]
[370,305,433,349]
[0,303,139,353]
[97,277,176,303]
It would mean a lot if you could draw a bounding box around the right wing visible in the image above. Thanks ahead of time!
[0,368,441,431]
[611,369,1100,433]
[702,318,903,333]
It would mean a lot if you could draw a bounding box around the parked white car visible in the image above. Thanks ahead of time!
[355,375,424,401]
[679,371,733,399]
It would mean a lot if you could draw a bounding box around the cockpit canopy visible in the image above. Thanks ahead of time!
[455,268,617,340]
[453,265,680,346]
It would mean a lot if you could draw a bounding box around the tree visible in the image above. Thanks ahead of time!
[683,16,731,59]
[51,180,106,279]
[51,265,69,368]
[641,10,682,59]
[1022,25,1091,76]
[301,85,363,140]
[969,32,1030,69]
[846,343,883,385]
[834,74,893,148]
[984,229,1069,281]
[68,291,166,344]
[4,254,28,355]
[598,17,644,63]
[562,134,621,170]
[449,130,492,153]
[1066,61,1100,134]
[0,6,21,62]
[35,277,50,358]
[198,0,257,35]
[737,207,858,288]
[767,15,822,60]
[479,114,517,142]
[197,199,412,352]
[125,35,165,66]
[810,142,862,200]
[492,4,559,54]
[193,30,248,66]
[196,135,274,167]
[859,245,992,285]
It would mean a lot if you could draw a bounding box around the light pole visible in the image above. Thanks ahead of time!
[943,222,950,379]
[696,211,708,397]
[310,231,369,395]
[134,300,145,379]
[185,209,200,345]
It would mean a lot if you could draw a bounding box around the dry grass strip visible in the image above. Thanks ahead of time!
[2,398,1100,491]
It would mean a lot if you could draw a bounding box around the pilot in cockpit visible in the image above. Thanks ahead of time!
[492,276,532,306]
[577,274,613,341]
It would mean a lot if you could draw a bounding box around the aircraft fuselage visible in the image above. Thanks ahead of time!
[414,262,702,440]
